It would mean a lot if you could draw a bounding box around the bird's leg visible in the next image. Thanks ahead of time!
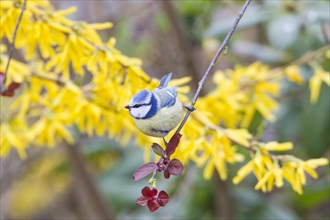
[162,137,168,146]
[183,105,196,112]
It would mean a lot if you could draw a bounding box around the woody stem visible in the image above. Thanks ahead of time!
[1,0,27,93]
[175,0,252,134]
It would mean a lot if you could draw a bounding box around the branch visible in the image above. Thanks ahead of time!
[270,45,329,76]
[31,71,66,85]
[175,0,252,134]
[292,45,329,66]
[1,0,27,93]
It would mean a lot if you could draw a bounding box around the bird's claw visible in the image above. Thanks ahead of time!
[183,105,196,112]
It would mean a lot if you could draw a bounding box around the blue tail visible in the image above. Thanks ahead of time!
[158,73,172,89]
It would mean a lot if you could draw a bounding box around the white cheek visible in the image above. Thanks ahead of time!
[130,105,152,118]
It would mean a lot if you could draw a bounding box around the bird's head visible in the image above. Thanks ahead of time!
[125,90,159,119]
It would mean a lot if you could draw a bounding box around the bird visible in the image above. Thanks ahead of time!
[125,73,183,139]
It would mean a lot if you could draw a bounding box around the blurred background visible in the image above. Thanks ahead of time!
[1,0,329,219]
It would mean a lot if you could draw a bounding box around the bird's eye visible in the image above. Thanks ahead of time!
[133,104,142,108]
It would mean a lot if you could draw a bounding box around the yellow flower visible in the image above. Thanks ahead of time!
[255,160,283,191]
[233,146,328,194]
[187,131,244,181]
[225,129,252,146]
[0,52,30,85]
[199,62,281,128]
[89,22,113,30]
[285,65,304,84]
[261,141,293,151]
[0,122,27,158]
[309,67,330,103]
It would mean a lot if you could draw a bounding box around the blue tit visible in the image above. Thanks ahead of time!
[125,73,183,137]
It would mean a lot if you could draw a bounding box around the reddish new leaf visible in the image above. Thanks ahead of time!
[0,72,21,97]
[147,200,160,212]
[165,133,182,156]
[158,190,170,206]
[1,82,21,97]
[167,159,184,176]
[164,169,170,179]
[141,186,158,197]
[151,143,165,157]
[132,162,156,182]
[136,186,169,212]
[136,196,148,206]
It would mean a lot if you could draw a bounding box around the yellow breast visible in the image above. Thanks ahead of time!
[133,98,182,137]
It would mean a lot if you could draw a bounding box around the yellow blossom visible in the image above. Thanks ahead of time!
[285,65,304,84]
[234,148,329,194]
[261,141,293,151]
[225,129,252,146]
[309,67,330,103]
[0,53,30,85]
[198,62,281,128]
[199,133,244,180]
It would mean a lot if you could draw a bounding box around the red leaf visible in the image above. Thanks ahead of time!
[167,159,184,176]
[158,191,170,207]
[151,143,165,157]
[141,186,157,197]
[165,133,182,156]
[136,196,148,206]
[147,200,160,212]
[164,169,170,179]
[1,82,21,97]
[132,162,156,182]
[1,90,14,97]
[8,82,20,90]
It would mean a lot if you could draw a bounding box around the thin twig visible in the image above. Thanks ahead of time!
[1,0,27,93]
[31,71,66,85]
[175,0,252,134]
[292,45,329,66]
[270,45,329,75]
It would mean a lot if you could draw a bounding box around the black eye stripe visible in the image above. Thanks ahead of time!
[133,103,150,108]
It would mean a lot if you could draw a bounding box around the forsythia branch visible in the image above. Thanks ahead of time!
[292,45,330,66]
[31,72,66,86]
[1,0,26,93]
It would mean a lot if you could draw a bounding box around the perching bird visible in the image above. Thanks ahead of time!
[125,73,182,138]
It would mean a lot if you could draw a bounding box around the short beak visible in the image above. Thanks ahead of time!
[125,105,130,109]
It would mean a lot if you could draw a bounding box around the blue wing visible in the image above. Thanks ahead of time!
[158,73,172,89]
[153,86,177,108]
